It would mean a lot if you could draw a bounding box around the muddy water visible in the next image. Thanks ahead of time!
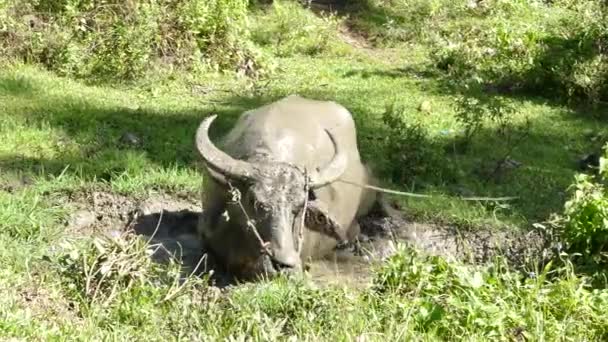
[66,191,547,289]
[132,210,399,289]
[304,235,410,289]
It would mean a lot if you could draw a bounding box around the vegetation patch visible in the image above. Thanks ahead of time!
[1,0,608,340]
[0,0,266,81]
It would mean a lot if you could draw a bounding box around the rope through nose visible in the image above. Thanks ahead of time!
[227,182,271,256]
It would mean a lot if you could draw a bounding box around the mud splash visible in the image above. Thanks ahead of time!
[64,190,547,289]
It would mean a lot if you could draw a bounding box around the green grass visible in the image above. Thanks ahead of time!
[2,43,603,226]
[2,1,608,339]
[3,233,608,340]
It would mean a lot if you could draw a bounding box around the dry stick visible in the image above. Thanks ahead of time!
[95,224,162,306]
[95,236,136,306]
[83,253,97,297]
[335,179,519,202]
[146,210,164,245]
[141,211,172,260]
[104,237,159,306]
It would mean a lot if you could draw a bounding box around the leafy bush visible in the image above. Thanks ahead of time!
[371,244,608,340]
[346,0,469,45]
[377,103,454,185]
[452,94,516,143]
[0,0,265,80]
[450,90,528,155]
[431,0,608,103]
[250,0,344,57]
[557,145,608,268]
[53,231,212,310]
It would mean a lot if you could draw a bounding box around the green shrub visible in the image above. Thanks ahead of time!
[371,244,608,340]
[250,0,344,57]
[431,0,608,103]
[558,145,608,266]
[452,91,521,147]
[346,0,469,45]
[377,103,454,186]
[0,0,264,81]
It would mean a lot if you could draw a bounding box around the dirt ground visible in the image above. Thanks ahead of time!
[64,190,549,289]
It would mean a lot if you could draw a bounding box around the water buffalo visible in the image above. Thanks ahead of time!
[195,95,380,279]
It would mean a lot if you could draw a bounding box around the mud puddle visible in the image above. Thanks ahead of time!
[64,190,547,289]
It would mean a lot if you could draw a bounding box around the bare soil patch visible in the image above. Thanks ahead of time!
[337,24,373,50]
[65,190,199,237]
[64,190,207,273]
[358,203,547,266]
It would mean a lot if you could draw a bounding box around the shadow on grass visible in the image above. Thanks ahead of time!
[0,66,601,225]
[0,74,287,181]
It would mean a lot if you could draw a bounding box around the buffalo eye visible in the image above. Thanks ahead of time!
[246,192,256,208]
[308,189,316,201]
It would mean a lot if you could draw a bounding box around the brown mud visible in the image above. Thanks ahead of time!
[64,190,548,289]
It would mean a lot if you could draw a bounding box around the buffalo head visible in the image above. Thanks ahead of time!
[195,115,348,278]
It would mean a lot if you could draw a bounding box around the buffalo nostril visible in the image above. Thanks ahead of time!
[274,253,300,268]
[269,255,302,274]
[271,258,296,271]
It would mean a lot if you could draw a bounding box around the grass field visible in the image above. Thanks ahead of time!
[1,0,608,340]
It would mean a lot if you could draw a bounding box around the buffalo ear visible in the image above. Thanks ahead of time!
[304,200,345,243]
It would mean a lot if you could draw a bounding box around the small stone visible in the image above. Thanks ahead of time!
[69,210,96,230]
[418,100,432,113]
[357,234,370,243]
[503,157,522,169]
[119,132,141,147]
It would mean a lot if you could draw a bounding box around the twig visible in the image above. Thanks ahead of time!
[160,254,209,303]
[146,210,164,245]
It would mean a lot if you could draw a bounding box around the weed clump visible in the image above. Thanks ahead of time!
[371,244,608,340]
[431,0,608,103]
[0,0,266,81]
[377,102,454,186]
[53,232,211,309]
[549,144,608,284]
[250,0,345,57]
